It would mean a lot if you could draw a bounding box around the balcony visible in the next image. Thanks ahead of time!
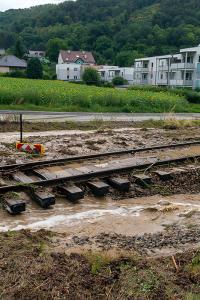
[135,67,149,72]
[170,79,193,87]
[157,79,168,85]
[141,79,148,85]
[158,65,169,71]
[170,63,195,70]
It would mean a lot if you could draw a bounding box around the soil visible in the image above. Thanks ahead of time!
[1,123,200,166]
[0,230,199,300]
[0,124,200,299]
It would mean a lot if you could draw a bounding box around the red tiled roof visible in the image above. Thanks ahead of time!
[60,50,96,64]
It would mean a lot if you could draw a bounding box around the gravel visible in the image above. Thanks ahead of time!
[70,225,200,254]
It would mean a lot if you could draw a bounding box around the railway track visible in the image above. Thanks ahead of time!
[0,140,200,214]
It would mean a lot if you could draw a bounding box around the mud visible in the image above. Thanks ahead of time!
[1,193,200,238]
[1,126,200,166]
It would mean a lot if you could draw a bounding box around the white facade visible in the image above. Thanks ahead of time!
[56,63,82,81]
[28,50,46,58]
[133,45,200,89]
[57,63,135,84]
[98,65,134,84]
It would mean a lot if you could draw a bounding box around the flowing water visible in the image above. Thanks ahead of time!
[0,193,200,237]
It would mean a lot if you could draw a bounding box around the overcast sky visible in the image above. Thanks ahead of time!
[0,0,64,12]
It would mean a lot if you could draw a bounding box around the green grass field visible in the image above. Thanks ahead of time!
[0,77,199,112]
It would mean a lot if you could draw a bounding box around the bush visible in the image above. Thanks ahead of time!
[183,90,200,104]
[112,76,125,86]
[2,70,26,78]
[27,58,43,79]
[82,67,100,86]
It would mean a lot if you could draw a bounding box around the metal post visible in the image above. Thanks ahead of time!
[20,114,23,143]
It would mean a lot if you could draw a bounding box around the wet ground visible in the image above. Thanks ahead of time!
[1,193,200,237]
[1,125,200,258]
[1,126,200,165]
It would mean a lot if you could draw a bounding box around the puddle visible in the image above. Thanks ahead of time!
[0,193,200,236]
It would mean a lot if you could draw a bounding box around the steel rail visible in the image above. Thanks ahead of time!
[0,140,200,173]
[0,153,199,194]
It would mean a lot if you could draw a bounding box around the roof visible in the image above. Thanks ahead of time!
[60,50,96,64]
[0,55,27,68]
[135,54,180,61]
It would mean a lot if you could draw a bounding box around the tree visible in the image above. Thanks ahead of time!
[82,67,100,86]
[14,39,25,58]
[27,58,43,79]
[47,38,67,62]
[112,76,125,86]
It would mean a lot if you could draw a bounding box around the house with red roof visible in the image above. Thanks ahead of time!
[56,50,96,81]
[58,50,96,65]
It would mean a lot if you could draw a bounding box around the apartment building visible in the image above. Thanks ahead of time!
[133,44,200,89]
[98,66,134,84]
[56,50,135,84]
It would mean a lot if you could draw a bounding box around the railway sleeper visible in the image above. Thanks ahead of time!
[107,177,130,192]
[30,190,56,209]
[153,170,172,181]
[56,185,84,202]
[3,199,26,215]
[133,174,152,187]
[87,181,110,197]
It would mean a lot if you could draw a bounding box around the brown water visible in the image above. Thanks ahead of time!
[0,193,200,237]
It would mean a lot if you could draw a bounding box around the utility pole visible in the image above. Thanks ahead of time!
[20,114,23,143]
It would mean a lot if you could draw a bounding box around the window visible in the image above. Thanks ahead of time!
[186,72,193,81]
[74,68,78,71]
[74,76,77,80]
[151,63,153,68]
[67,75,69,79]
[170,72,176,80]
[67,68,69,71]
[160,73,163,80]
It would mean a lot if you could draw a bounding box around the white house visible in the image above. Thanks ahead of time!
[133,44,200,89]
[98,65,134,84]
[56,50,96,81]
[56,63,82,81]
[28,50,46,58]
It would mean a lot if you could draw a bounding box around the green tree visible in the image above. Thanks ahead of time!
[27,58,43,79]
[14,39,25,58]
[47,38,67,62]
[112,76,125,86]
[82,67,100,86]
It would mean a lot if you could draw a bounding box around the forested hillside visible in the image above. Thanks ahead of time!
[0,0,200,65]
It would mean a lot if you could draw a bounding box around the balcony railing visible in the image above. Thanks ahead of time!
[170,79,193,87]
[158,65,169,71]
[135,67,149,72]
[170,63,195,69]
[157,79,168,85]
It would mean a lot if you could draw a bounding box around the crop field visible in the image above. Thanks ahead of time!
[0,77,198,112]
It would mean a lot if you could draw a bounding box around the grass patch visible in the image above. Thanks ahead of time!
[0,77,195,113]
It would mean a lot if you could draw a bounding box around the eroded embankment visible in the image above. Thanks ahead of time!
[0,230,199,300]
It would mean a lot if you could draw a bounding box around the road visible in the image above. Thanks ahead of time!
[1,110,200,122]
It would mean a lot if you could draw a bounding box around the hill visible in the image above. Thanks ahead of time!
[0,0,200,65]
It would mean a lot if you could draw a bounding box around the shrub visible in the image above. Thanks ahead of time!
[82,67,100,86]
[183,90,200,104]
[27,58,43,79]
[112,76,125,86]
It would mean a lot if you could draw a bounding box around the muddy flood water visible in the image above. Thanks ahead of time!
[0,193,200,237]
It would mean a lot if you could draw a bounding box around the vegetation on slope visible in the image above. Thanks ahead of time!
[0,77,190,113]
[1,0,200,65]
